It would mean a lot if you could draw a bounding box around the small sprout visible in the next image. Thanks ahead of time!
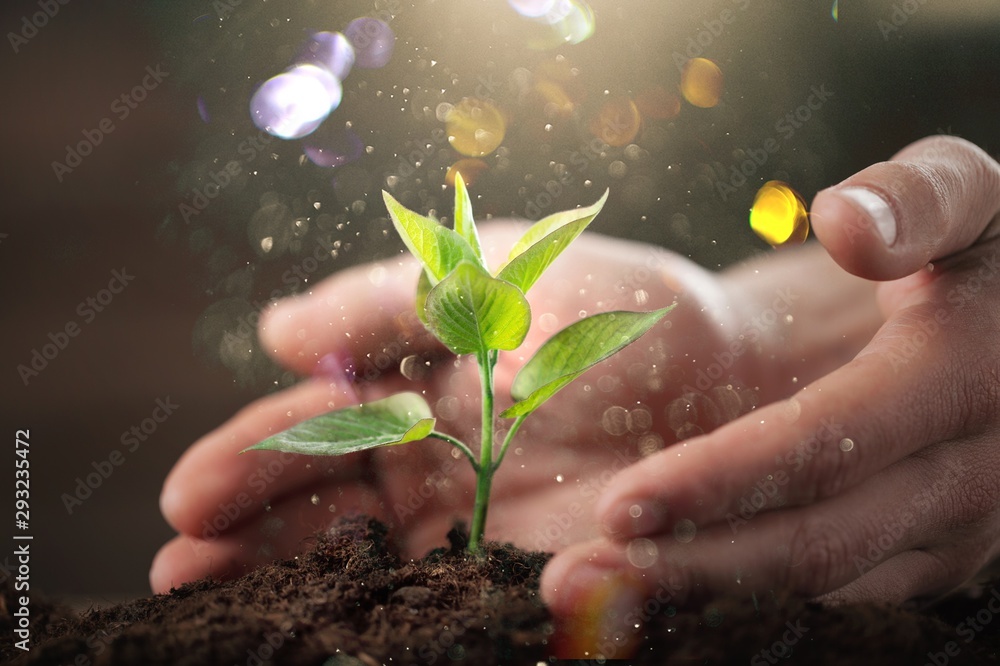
[243,174,674,552]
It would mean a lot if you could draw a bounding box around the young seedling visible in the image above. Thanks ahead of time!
[244,175,673,552]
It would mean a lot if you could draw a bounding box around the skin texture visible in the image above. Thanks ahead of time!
[152,136,1000,654]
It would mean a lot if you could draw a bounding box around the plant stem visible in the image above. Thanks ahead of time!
[493,414,528,471]
[467,351,495,552]
[427,431,478,471]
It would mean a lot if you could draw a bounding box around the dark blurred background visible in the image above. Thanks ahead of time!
[1,0,997,600]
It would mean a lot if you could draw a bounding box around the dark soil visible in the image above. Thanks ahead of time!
[2,516,1000,665]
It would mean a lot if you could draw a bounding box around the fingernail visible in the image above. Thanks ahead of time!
[602,500,667,538]
[838,187,898,246]
[555,565,645,659]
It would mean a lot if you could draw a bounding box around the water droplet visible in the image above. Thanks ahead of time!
[628,504,643,518]
[555,474,564,483]
[626,538,658,569]
[627,407,652,434]
[602,406,628,436]
[674,518,696,543]
[704,607,724,627]
[839,438,855,452]
[538,312,559,333]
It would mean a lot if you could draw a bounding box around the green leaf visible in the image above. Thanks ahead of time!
[507,189,609,261]
[497,216,591,293]
[415,268,432,325]
[243,392,435,456]
[501,306,673,418]
[425,262,531,356]
[383,191,478,284]
[453,172,486,268]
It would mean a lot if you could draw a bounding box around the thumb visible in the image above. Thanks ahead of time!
[811,136,1000,281]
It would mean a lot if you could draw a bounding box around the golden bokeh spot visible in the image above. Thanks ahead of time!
[590,96,641,147]
[636,85,681,121]
[750,181,810,248]
[680,58,724,109]
[534,78,576,116]
[446,158,489,187]
[445,98,506,157]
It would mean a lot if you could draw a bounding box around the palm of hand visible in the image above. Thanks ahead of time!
[152,226,755,591]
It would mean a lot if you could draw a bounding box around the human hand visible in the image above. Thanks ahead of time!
[150,222,769,593]
[540,136,1000,657]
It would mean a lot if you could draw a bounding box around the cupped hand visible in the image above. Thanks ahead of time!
[150,221,769,593]
[541,136,1000,657]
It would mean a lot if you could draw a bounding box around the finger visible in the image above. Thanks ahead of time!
[160,377,362,537]
[150,482,383,593]
[258,223,532,378]
[818,550,958,606]
[595,330,971,540]
[259,256,442,377]
[542,458,960,618]
[811,136,1000,281]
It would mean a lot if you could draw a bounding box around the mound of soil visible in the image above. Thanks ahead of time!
[2,517,999,665]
